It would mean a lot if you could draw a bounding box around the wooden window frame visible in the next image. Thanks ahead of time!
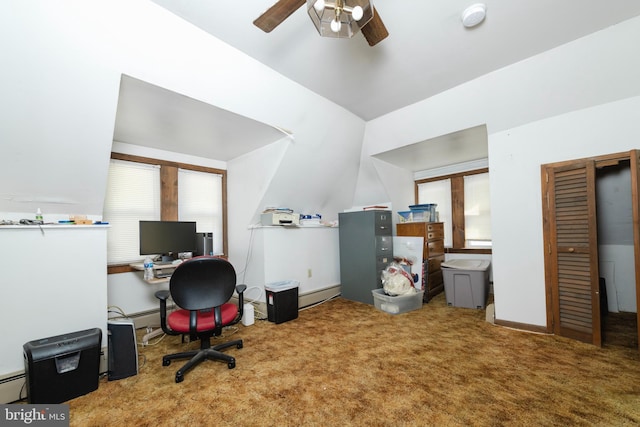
[415,167,491,255]
[107,152,228,274]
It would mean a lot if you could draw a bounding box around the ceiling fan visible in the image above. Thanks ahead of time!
[254,0,389,46]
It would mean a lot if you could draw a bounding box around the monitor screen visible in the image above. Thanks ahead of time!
[139,221,197,259]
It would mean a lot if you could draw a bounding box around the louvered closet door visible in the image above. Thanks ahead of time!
[544,160,601,345]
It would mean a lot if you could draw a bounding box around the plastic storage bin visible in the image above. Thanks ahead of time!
[265,281,299,324]
[442,259,491,309]
[409,204,437,222]
[398,211,413,222]
[372,289,424,314]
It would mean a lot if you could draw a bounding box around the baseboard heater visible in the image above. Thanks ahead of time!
[1,344,110,405]
[234,284,342,319]
[0,371,26,404]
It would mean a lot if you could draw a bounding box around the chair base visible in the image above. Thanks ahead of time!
[162,339,243,383]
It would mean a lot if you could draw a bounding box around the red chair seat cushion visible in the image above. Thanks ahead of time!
[167,303,238,333]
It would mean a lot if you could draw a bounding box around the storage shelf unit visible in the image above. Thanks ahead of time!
[338,210,393,305]
[396,222,445,302]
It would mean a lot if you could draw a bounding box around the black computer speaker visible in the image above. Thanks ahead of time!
[107,319,138,381]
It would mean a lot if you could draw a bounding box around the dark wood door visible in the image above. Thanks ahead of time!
[542,160,601,345]
[630,150,640,348]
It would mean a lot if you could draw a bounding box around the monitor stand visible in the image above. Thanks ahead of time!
[159,254,175,264]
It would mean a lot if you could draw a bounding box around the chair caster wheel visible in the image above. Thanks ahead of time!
[175,373,184,383]
[228,360,236,369]
[162,358,171,366]
[237,342,243,349]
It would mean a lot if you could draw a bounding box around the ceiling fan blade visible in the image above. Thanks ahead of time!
[361,7,389,46]
[254,0,306,33]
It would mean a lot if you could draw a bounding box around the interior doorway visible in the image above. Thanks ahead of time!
[541,150,640,349]
[596,160,638,348]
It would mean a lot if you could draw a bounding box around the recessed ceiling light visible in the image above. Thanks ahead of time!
[461,3,487,28]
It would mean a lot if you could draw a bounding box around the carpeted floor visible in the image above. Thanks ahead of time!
[67,292,640,426]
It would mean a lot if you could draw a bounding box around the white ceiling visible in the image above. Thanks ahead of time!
[150,0,640,121]
[113,1,640,168]
[113,75,289,160]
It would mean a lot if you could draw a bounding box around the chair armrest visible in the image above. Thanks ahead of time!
[155,290,170,300]
[155,289,173,335]
[235,284,247,320]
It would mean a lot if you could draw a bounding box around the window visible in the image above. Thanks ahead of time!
[104,153,227,268]
[104,160,161,264]
[178,168,224,255]
[416,168,491,251]
[464,173,491,247]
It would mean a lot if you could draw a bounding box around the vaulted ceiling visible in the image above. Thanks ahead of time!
[113,1,640,168]
[151,0,640,120]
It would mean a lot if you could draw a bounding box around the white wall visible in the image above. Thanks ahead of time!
[599,245,636,313]
[0,227,108,375]
[361,16,640,327]
[490,97,640,325]
[0,0,365,222]
[243,227,340,299]
[2,1,365,322]
[4,0,640,339]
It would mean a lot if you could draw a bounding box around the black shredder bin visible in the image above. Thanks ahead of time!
[23,328,102,403]
[265,281,299,324]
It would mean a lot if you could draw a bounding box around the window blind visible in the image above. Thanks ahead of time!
[464,172,492,243]
[103,159,161,264]
[178,168,224,255]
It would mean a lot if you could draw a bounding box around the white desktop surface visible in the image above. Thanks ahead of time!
[130,262,180,284]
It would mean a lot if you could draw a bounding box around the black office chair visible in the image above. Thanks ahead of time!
[155,256,246,383]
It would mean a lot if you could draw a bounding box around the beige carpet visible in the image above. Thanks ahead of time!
[68,293,640,426]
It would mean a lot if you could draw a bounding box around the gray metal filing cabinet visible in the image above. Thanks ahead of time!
[338,210,393,305]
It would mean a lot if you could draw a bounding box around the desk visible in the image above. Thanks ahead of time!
[129,262,180,284]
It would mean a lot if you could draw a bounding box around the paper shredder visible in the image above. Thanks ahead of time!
[23,328,102,403]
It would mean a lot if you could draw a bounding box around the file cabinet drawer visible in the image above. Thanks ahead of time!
[376,235,393,255]
[374,212,392,235]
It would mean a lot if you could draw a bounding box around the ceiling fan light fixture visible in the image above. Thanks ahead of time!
[330,17,342,32]
[351,5,363,21]
[461,3,486,28]
[307,0,374,39]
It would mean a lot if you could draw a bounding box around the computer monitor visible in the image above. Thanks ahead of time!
[139,221,197,262]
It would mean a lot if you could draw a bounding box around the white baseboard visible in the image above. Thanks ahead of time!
[299,284,341,308]
[129,285,342,328]
[0,371,26,403]
[110,308,163,330]
[234,284,342,321]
